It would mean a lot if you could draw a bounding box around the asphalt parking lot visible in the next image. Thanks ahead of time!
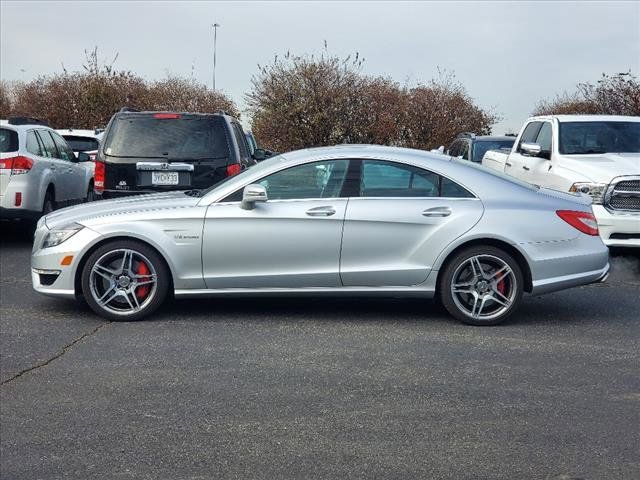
[1,222,639,480]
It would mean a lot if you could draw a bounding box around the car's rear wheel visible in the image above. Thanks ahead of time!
[81,240,169,321]
[439,246,524,326]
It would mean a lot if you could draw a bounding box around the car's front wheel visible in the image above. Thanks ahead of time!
[81,240,170,321]
[439,246,524,326]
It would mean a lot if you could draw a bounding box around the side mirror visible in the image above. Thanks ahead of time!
[77,152,91,162]
[252,148,267,162]
[240,184,268,210]
[520,142,542,156]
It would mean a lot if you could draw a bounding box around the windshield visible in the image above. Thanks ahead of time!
[559,121,640,154]
[63,135,99,152]
[104,115,229,159]
[0,128,18,153]
[472,139,515,162]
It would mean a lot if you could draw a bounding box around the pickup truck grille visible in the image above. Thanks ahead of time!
[605,178,640,212]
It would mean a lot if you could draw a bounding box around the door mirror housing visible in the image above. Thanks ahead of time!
[241,184,268,210]
[76,152,91,162]
[252,148,267,162]
[520,142,542,157]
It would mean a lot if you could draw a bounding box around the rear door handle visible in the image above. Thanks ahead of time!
[505,162,512,167]
[422,207,452,217]
[306,206,336,217]
[522,165,530,171]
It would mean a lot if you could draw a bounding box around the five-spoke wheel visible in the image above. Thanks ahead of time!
[81,240,169,321]
[440,246,523,325]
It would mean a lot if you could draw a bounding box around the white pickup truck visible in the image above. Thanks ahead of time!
[482,115,640,248]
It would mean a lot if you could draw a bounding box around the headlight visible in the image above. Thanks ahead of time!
[569,182,607,204]
[42,223,84,248]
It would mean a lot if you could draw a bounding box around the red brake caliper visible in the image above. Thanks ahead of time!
[497,273,506,295]
[135,261,151,299]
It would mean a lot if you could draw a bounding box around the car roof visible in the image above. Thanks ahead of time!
[528,114,640,123]
[0,121,52,132]
[56,129,103,138]
[472,136,516,142]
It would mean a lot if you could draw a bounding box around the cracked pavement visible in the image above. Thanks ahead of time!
[1,222,639,479]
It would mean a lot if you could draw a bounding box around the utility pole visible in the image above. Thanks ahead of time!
[212,22,220,91]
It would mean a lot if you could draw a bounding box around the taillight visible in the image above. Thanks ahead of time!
[556,210,599,236]
[94,160,105,193]
[226,163,242,176]
[0,156,33,175]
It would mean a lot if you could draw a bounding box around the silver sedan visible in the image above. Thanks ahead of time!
[31,145,609,325]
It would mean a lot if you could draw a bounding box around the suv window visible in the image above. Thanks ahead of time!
[104,115,229,159]
[26,130,42,156]
[36,130,58,158]
[50,131,75,161]
[518,121,542,152]
[257,160,349,200]
[0,128,18,153]
[231,123,250,159]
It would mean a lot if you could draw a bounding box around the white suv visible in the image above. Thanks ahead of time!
[0,118,94,221]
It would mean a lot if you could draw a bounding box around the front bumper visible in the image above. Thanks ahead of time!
[31,223,103,298]
[593,205,640,248]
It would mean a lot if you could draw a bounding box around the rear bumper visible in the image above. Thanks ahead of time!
[0,206,41,220]
[593,205,640,248]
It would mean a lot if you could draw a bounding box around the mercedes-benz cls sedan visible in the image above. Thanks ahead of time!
[31,145,610,325]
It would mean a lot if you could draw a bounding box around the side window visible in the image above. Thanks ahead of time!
[441,177,474,198]
[536,122,552,152]
[257,160,349,200]
[518,122,542,152]
[37,130,58,158]
[459,141,470,160]
[360,160,439,197]
[50,131,75,161]
[448,141,460,157]
[231,123,249,159]
[26,131,42,156]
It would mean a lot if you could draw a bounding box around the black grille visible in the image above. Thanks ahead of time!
[614,180,640,192]
[609,196,640,210]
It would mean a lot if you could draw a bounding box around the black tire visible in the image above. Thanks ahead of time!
[81,240,170,321]
[42,189,55,215]
[439,245,524,326]
[86,183,97,203]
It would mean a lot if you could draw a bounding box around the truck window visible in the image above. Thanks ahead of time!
[536,123,552,153]
[518,122,542,152]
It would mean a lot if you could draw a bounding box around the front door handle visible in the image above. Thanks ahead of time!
[422,207,452,217]
[505,162,513,167]
[522,165,530,171]
[306,206,336,217]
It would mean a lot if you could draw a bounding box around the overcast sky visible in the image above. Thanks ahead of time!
[1,1,638,133]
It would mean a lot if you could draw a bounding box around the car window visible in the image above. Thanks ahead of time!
[50,131,75,161]
[471,139,515,162]
[36,130,58,158]
[360,160,439,197]
[0,128,19,153]
[536,122,552,152]
[441,177,474,198]
[518,121,542,152]
[63,135,99,152]
[459,141,470,160]
[558,121,640,154]
[257,160,350,200]
[26,130,42,156]
[448,140,460,157]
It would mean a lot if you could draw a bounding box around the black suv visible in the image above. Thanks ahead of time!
[447,132,516,163]
[95,110,257,197]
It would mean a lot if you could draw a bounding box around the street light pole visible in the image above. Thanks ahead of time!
[212,22,220,91]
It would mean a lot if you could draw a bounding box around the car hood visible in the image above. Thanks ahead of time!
[44,191,200,229]
[558,153,640,182]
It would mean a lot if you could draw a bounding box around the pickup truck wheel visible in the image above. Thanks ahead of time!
[81,240,169,321]
[439,246,524,326]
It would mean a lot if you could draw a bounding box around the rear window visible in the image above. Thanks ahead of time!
[472,139,515,162]
[63,135,99,152]
[104,115,230,160]
[0,128,19,153]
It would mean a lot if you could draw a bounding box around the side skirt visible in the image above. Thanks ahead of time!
[174,285,436,298]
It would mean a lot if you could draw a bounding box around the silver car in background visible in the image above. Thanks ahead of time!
[31,145,609,325]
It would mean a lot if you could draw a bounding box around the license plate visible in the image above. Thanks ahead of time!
[151,171,179,185]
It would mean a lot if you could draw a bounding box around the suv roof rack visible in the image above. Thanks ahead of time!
[456,132,476,139]
[216,110,229,116]
[8,116,49,127]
